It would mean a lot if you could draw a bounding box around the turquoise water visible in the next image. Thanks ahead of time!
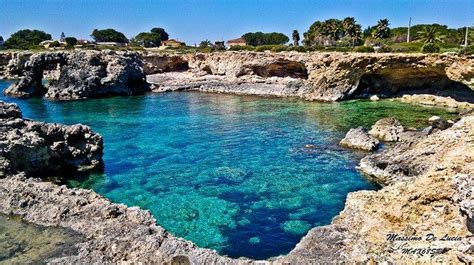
[0,80,458,259]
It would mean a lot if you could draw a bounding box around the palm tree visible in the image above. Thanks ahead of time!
[292,30,300,46]
[372,19,390,39]
[342,17,361,46]
[416,26,446,43]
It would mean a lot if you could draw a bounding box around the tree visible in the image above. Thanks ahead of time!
[416,26,446,43]
[150,28,169,41]
[199,40,213,48]
[0,36,3,45]
[372,19,390,39]
[292,30,300,46]
[242,32,289,45]
[91,29,128,43]
[3,29,52,49]
[132,32,162,47]
[64,37,78,46]
[60,32,66,42]
[342,17,362,46]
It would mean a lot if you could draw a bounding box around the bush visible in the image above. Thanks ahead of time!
[387,42,423,53]
[353,46,375,53]
[376,45,393,53]
[64,37,78,46]
[421,43,440,53]
[49,41,60,48]
[458,46,474,55]
[229,45,255,51]
[288,46,309,52]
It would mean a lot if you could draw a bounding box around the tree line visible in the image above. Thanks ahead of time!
[0,28,171,50]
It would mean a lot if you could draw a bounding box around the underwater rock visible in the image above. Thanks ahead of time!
[0,101,103,177]
[340,127,380,151]
[368,117,404,142]
[370,95,380,101]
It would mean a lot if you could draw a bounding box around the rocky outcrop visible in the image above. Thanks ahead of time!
[398,94,474,111]
[277,115,473,264]
[368,117,405,142]
[3,51,149,100]
[0,101,103,177]
[0,100,472,263]
[339,127,380,151]
[144,52,474,102]
[0,175,244,264]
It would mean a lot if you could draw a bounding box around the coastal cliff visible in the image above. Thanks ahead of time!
[0,100,472,263]
[144,51,474,102]
[1,51,473,103]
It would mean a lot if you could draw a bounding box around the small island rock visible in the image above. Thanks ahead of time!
[368,117,404,142]
[340,127,380,151]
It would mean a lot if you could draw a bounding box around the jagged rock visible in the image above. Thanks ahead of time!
[0,101,103,177]
[368,117,404,142]
[0,101,22,119]
[340,127,380,151]
[4,51,149,100]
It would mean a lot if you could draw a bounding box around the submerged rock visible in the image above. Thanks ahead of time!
[368,117,404,142]
[340,127,380,151]
[369,95,380,101]
[0,101,103,177]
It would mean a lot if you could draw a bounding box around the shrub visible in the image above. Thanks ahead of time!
[289,46,309,52]
[458,46,474,55]
[376,45,393,53]
[49,41,60,48]
[388,42,423,53]
[421,43,440,53]
[353,46,375,53]
[229,45,255,51]
[64,37,78,46]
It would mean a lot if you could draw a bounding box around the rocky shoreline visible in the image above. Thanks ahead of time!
[0,50,473,263]
[1,51,474,105]
[0,100,472,263]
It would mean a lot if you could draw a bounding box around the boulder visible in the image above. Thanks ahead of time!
[368,117,404,141]
[0,101,103,177]
[369,95,380,101]
[340,127,380,151]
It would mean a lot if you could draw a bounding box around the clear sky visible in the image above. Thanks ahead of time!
[0,0,472,44]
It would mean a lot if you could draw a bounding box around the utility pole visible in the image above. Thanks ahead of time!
[407,17,411,43]
[465,26,469,47]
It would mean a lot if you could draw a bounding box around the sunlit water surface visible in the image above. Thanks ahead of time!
[0,80,458,259]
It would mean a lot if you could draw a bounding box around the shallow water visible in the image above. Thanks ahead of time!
[0,80,459,259]
[0,214,80,263]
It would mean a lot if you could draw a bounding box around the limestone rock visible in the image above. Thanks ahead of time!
[368,117,404,141]
[340,127,380,151]
[4,51,149,100]
[370,95,380,101]
[0,101,103,177]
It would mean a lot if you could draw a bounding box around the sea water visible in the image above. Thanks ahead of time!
[0,80,458,259]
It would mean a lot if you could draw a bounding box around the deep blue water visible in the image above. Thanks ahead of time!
[0,80,458,259]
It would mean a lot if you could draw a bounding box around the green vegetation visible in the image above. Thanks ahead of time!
[353,46,375,53]
[303,17,362,46]
[421,43,440,53]
[242,32,289,46]
[416,25,446,43]
[91,28,128,43]
[3,29,51,49]
[131,28,169,47]
[64,37,78,47]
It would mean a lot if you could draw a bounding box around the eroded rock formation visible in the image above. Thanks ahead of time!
[339,127,380,151]
[0,101,103,177]
[3,51,149,100]
[144,52,474,102]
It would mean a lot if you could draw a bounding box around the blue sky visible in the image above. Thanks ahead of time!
[0,0,472,44]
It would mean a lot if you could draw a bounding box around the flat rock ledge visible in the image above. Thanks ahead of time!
[0,101,472,263]
[398,94,474,111]
[339,127,380,151]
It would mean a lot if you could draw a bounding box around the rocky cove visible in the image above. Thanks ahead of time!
[0,50,473,263]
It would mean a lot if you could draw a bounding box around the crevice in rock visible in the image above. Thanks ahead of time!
[351,69,474,103]
[250,60,308,79]
[143,56,189,74]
